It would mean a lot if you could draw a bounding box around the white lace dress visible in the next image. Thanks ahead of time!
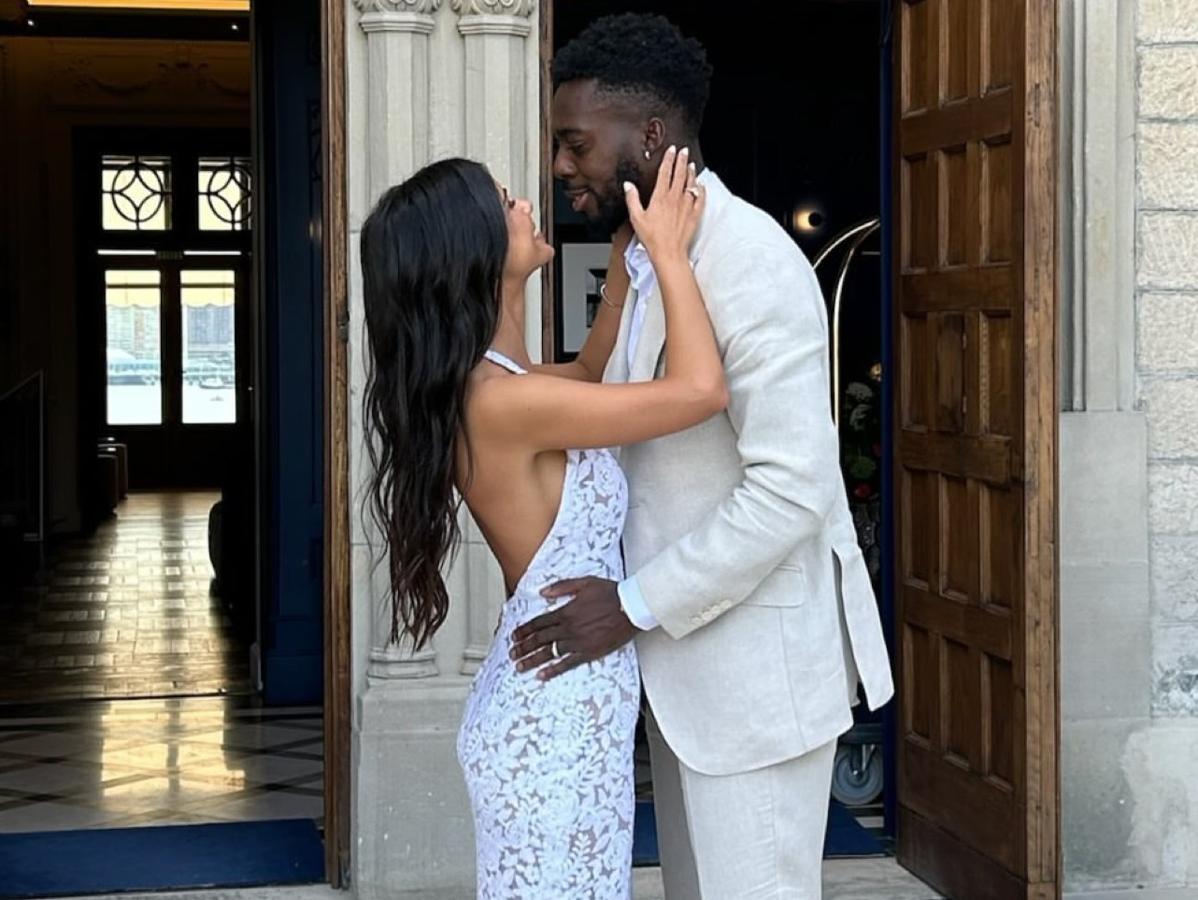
[456,349,640,899]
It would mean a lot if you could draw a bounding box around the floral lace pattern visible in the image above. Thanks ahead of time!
[457,350,639,899]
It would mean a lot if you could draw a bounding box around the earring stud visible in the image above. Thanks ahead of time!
[644,149,651,160]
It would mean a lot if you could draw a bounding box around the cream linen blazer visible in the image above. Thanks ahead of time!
[604,171,894,777]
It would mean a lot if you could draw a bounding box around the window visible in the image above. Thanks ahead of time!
[181,270,237,424]
[198,157,252,231]
[105,269,162,425]
[102,156,171,232]
[95,140,246,431]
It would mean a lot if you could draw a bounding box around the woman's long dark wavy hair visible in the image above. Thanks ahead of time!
[360,158,508,650]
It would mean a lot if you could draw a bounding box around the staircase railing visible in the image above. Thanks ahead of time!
[0,371,47,546]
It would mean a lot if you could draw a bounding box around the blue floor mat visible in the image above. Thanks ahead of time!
[0,818,325,898]
[823,799,885,858]
[632,797,884,865]
[633,799,660,866]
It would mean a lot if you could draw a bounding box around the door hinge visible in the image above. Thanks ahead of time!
[337,307,349,344]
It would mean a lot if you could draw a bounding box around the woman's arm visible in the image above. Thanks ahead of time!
[532,223,632,383]
[474,146,727,451]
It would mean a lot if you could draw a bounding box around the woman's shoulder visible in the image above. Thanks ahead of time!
[464,366,548,441]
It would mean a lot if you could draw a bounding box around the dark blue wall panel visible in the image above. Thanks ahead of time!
[255,0,324,706]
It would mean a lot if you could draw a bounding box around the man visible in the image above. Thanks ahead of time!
[509,13,893,897]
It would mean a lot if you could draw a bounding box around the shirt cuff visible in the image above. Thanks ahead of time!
[617,575,659,631]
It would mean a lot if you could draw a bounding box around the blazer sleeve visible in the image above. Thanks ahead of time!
[633,240,843,639]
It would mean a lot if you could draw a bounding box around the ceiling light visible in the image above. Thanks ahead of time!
[791,204,827,235]
[26,1,250,12]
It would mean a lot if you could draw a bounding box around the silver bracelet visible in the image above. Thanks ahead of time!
[600,282,624,310]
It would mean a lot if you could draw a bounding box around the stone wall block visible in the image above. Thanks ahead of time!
[1138,0,1198,43]
[1140,45,1198,120]
[1140,213,1198,290]
[1142,378,1198,458]
[1140,123,1198,209]
[1140,293,1198,371]
[1149,464,1198,534]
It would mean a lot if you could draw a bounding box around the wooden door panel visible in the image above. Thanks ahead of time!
[893,0,1058,896]
[904,745,1017,866]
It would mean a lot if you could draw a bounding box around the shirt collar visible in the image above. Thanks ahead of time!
[623,167,716,282]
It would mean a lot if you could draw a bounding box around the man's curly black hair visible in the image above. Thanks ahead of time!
[553,13,713,133]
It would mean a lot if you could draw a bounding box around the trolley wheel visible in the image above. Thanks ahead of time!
[831,742,883,806]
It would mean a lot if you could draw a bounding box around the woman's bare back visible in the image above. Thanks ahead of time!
[458,355,571,597]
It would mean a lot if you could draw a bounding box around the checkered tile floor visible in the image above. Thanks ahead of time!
[0,492,253,704]
[0,696,323,833]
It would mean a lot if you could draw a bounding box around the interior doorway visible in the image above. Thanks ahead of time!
[541,1,1060,897]
[0,0,337,892]
[550,0,893,861]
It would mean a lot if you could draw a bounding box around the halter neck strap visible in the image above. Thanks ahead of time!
[483,348,528,375]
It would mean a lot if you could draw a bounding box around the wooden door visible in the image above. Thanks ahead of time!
[892,0,1058,897]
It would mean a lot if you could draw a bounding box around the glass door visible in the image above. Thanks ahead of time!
[80,131,252,490]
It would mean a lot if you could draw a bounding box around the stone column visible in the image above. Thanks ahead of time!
[349,1,543,894]
[453,0,534,192]
[1061,0,1136,414]
[356,0,441,202]
[460,513,504,675]
[355,0,442,681]
[453,0,536,675]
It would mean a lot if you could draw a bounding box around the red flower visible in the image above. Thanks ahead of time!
[853,483,873,499]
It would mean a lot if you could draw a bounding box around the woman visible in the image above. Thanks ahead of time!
[360,146,722,898]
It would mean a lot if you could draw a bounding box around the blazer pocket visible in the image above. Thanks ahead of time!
[740,566,807,608]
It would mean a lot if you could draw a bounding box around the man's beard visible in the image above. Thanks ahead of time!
[588,156,642,238]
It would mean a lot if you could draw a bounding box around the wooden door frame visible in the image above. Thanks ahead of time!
[538,0,555,361]
[1022,0,1062,888]
[320,0,351,886]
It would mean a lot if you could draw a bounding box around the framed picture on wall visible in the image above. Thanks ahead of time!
[558,241,612,357]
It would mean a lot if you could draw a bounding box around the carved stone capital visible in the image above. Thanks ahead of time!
[355,0,442,13]
[356,0,441,34]
[451,0,535,18]
[454,0,533,38]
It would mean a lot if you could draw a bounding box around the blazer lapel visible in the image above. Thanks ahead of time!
[628,282,666,383]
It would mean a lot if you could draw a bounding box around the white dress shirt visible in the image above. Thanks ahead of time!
[615,169,714,631]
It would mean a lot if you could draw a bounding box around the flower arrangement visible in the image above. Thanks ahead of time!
[840,363,882,501]
[840,363,883,580]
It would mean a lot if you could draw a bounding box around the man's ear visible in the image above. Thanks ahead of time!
[643,118,668,160]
